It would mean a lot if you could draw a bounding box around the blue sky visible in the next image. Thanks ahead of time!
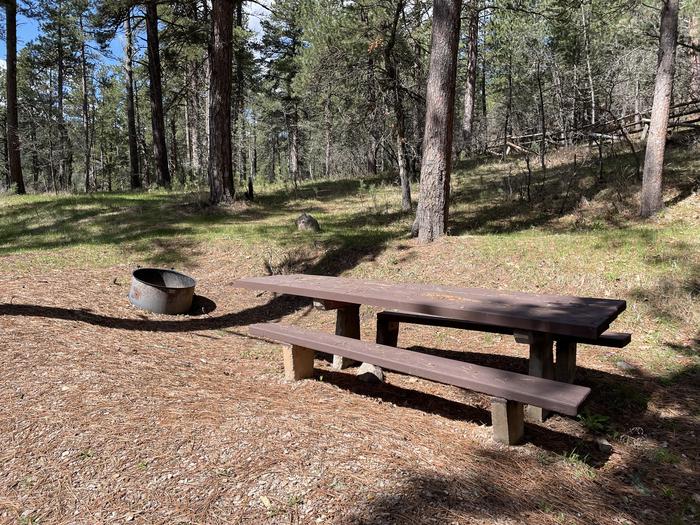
[0,12,39,61]
[0,4,268,65]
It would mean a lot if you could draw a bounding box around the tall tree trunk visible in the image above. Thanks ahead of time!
[288,108,300,188]
[30,120,39,189]
[690,13,700,99]
[581,4,596,125]
[415,0,462,242]
[2,113,8,189]
[247,114,256,200]
[5,0,24,194]
[324,93,332,179]
[366,46,378,175]
[231,0,245,188]
[634,75,642,131]
[133,77,151,186]
[502,52,512,159]
[145,0,171,188]
[57,1,72,190]
[640,0,679,217]
[238,111,247,183]
[385,0,411,211]
[269,132,276,182]
[170,115,181,183]
[186,61,201,177]
[207,0,235,204]
[480,51,487,152]
[125,12,141,189]
[461,0,478,157]
[80,14,94,193]
[536,58,547,179]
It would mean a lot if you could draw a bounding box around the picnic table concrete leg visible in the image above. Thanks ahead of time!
[376,317,399,347]
[282,345,315,381]
[555,340,577,383]
[491,397,525,445]
[515,331,554,422]
[333,305,361,369]
[314,300,361,369]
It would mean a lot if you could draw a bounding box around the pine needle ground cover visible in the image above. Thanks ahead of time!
[1,147,698,524]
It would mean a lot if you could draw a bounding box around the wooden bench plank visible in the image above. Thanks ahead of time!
[249,323,590,416]
[377,310,631,348]
[236,275,626,339]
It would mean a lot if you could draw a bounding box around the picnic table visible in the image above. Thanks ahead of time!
[236,274,628,428]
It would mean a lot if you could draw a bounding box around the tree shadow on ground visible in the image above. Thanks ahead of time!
[334,360,700,525]
[0,196,405,332]
[316,369,611,466]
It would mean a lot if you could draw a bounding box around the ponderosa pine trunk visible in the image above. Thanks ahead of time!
[581,4,596,125]
[145,0,171,188]
[232,0,244,188]
[186,61,201,177]
[640,0,679,218]
[461,0,478,156]
[288,108,300,188]
[80,14,94,193]
[536,58,547,179]
[5,0,24,194]
[170,116,181,183]
[57,1,72,189]
[690,13,700,99]
[247,114,256,200]
[385,0,412,211]
[125,12,141,189]
[30,121,39,189]
[502,53,512,159]
[415,0,462,242]
[480,52,487,152]
[324,94,332,179]
[207,0,235,204]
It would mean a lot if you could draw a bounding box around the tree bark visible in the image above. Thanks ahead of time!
[80,14,94,193]
[385,0,412,211]
[247,114,256,200]
[640,0,679,218]
[536,58,547,180]
[5,0,24,194]
[57,1,72,189]
[186,61,201,178]
[232,0,245,188]
[207,0,235,204]
[690,13,700,99]
[581,4,596,125]
[502,52,512,160]
[125,12,141,189]
[480,51,487,152]
[461,0,478,157]
[30,120,39,189]
[324,93,332,179]
[145,0,171,188]
[170,115,181,183]
[288,108,300,188]
[415,0,462,242]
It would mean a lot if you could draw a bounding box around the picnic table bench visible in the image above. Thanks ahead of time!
[235,274,628,444]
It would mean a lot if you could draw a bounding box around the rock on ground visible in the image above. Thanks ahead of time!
[296,213,320,232]
[357,363,384,383]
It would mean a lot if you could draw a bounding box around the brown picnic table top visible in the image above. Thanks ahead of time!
[235,274,626,340]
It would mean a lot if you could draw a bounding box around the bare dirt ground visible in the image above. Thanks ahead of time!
[1,232,698,524]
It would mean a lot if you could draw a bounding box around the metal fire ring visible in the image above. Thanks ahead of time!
[128,268,197,315]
